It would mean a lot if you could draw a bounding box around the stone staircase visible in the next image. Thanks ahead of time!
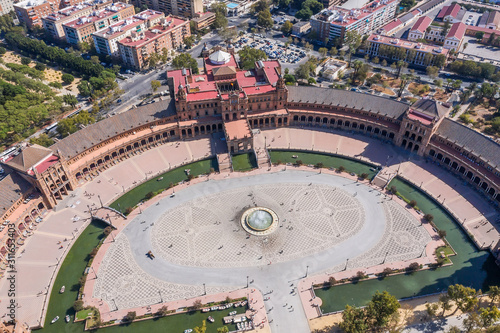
[371,167,396,189]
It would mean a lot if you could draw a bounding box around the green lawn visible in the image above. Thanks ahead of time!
[269,150,377,179]
[97,306,247,333]
[39,220,107,333]
[109,158,217,213]
[231,153,258,172]
[316,177,500,313]
[75,308,93,321]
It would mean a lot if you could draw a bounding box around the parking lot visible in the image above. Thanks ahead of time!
[459,36,500,62]
[234,34,307,64]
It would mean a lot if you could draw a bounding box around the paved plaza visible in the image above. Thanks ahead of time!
[91,171,430,332]
[0,127,497,331]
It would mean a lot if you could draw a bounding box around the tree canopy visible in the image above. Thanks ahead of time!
[238,46,267,70]
[172,53,199,74]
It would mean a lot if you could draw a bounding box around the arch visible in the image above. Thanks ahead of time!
[322,117,328,124]
[253,119,258,126]
[330,118,336,124]
[61,175,68,181]
[408,142,413,149]
[481,182,488,190]
[182,129,186,136]
[148,137,154,143]
[367,126,372,132]
[308,116,313,123]
[337,119,343,126]
[134,142,139,148]
[410,133,416,140]
[417,136,422,142]
[194,127,199,134]
[212,124,217,131]
[218,124,222,130]
[38,202,45,210]
[278,118,282,124]
[225,114,230,121]
[465,171,473,179]
[404,131,410,137]
[473,176,480,184]
[265,118,269,125]
[119,148,125,154]
[162,132,168,138]
[233,113,237,120]
[155,134,161,140]
[488,188,495,196]
[429,149,436,157]
[359,124,365,130]
[381,130,387,137]
[111,152,117,158]
[315,117,321,123]
[170,130,176,136]
[141,139,147,145]
[444,157,451,165]
[187,129,192,135]
[97,159,103,166]
[259,119,264,125]
[344,121,350,128]
[413,144,419,152]
[401,139,407,147]
[300,116,306,122]
[352,122,358,129]
[374,128,380,134]
[459,166,466,174]
[90,163,96,169]
[451,161,458,169]
[293,115,299,121]
[200,125,205,134]
[388,132,395,139]
[126,145,132,151]
[436,153,443,160]
[31,209,37,216]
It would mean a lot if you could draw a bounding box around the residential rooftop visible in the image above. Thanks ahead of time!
[117,16,186,47]
[368,34,450,55]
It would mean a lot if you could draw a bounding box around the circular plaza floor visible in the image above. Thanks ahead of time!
[93,171,430,315]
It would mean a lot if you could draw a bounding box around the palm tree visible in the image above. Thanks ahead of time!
[462,42,468,52]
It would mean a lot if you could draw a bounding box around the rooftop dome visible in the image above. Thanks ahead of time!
[209,50,231,65]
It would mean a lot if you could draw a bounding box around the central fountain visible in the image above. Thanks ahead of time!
[241,207,279,236]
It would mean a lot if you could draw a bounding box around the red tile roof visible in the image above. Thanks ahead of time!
[446,22,466,39]
[186,91,219,101]
[444,3,461,19]
[411,16,432,33]
[437,5,449,19]
[224,119,251,140]
[381,19,402,32]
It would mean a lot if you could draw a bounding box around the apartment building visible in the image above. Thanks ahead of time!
[62,2,134,44]
[311,0,398,43]
[92,9,164,57]
[135,0,202,18]
[0,0,14,15]
[191,11,215,30]
[117,15,190,69]
[14,0,90,28]
[366,34,449,66]
[42,0,111,39]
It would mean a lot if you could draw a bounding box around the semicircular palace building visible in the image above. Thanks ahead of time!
[1,45,499,262]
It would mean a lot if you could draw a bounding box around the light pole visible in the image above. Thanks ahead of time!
[203,283,206,295]
[344,259,349,271]
[382,251,389,264]
[305,265,309,277]
[98,194,103,208]
[91,266,98,279]
[158,290,163,303]
[246,276,249,288]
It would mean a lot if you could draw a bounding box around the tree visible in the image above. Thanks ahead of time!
[63,94,78,107]
[73,300,84,312]
[217,327,229,333]
[397,74,413,97]
[329,47,338,56]
[172,53,199,74]
[340,304,368,333]
[124,311,136,322]
[62,73,75,84]
[425,303,439,318]
[20,57,31,66]
[462,42,468,52]
[447,284,479,314]
[211,2,228,29]
[395,60,408,78]
[365,291,400,330]
[238,46,266,70]
[480,307,500,328]
[344,30,362,65]
[442,20,451,37]
[438,229,447,238]
[30,133,54,147]
[281,20,293,34]
[476,31,485,41]
[183,35,196,48]
[426,66,439,78]
[194,320,207,333]
[489,286,500,306]
[434,79,443,87]
[151,80,161,92]
[406,262,420,273]
[257,9,273,29]
[191,299,203,311]
[35,62,46,71]
[438,294,452,316]
[156,305,169,317]
[318,47,328,58]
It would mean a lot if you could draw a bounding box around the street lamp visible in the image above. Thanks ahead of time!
[382,251,389,264]
[158,290,163,303]
[91,266,98,279]
[246,276,249,288]
[305,265,309,277]
[344,258,349,271]
[203,283,206,295]
[98,195,103,208]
